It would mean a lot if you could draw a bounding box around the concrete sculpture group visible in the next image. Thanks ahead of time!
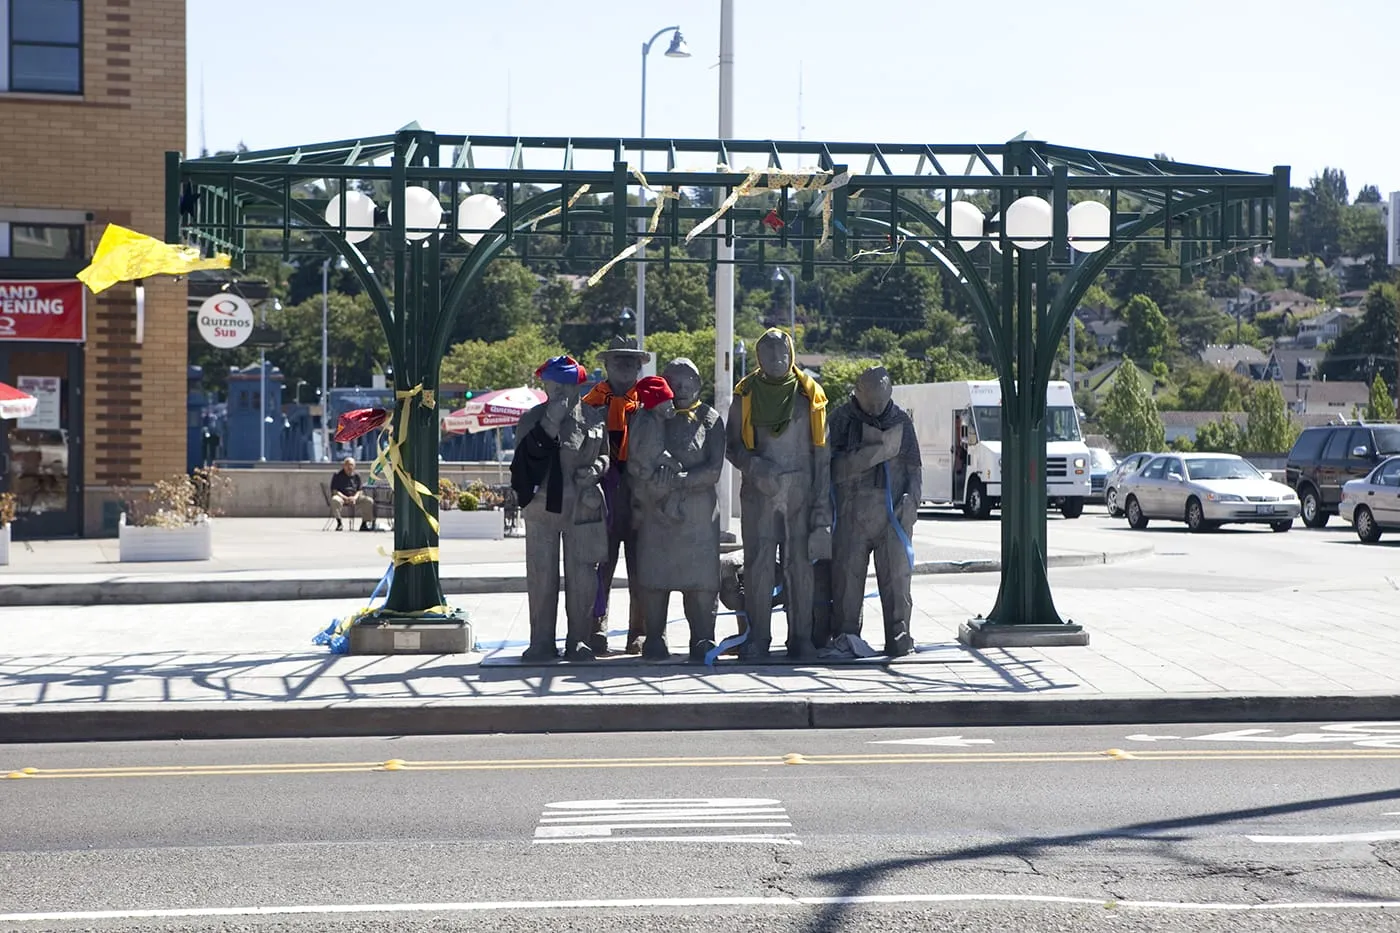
[510,329,921,664]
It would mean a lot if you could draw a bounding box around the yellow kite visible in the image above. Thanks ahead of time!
[76,224,231,294]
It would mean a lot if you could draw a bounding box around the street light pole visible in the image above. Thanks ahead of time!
[774,267,796,336]
[715,0,736,535]
[321,256,330,461]
[637,25,690,374]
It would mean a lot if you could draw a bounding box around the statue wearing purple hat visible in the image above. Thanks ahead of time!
[511,355,610,662]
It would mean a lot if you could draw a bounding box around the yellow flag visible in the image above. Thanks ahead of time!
[76,224,231,294]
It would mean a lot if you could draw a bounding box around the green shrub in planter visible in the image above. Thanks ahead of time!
[457,491,479,512]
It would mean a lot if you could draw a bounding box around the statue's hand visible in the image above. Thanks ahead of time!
[748,458,780,496]
[573,465,601,486]
[861,423,884,445]
[896,492,917,529]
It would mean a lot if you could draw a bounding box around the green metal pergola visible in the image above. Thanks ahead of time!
[165,129,1289,646]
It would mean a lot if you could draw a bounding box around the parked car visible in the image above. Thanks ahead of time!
[1103,451,1157,517]
[1119,452,1300,533]
[1087,447,1117,504]
[1286,422,1400,528]
[1338,455,1400,543]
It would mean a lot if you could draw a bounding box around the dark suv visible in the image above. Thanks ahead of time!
[1286,422,1400,527]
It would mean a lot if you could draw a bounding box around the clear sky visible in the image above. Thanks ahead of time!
[188,0,1397,194]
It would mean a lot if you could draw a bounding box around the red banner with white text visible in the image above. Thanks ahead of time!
[0,280,87,342]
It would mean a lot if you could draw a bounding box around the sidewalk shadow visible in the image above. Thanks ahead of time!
[796,786,1400,930]
[0,642,1080,706]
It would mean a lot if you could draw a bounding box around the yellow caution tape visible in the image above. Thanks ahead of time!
[370,384,440,536]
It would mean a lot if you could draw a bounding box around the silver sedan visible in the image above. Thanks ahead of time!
[1119,452,1300,533]
[1103,451,1157,517]
[1339,455,1400,543]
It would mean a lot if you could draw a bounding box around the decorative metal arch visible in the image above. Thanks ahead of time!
[167,129,1290,644]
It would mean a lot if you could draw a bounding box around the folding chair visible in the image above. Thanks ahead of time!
[322,483,352,531]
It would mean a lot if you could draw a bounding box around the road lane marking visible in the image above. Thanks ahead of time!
[6,749,1400,781]
[1248,831,1400,844]
[3,894,1399,922]
[870,736,994,747]
[1127,723,1400,749]
[534,798,797,845]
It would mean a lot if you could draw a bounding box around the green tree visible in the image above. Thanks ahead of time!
[817,357,881,401]
[856,326,901,354]
[827,262,941,337]
[1365,373,1397,421]
[641,328,719,404]
[453,258,541,343]
[1243,382,1298,453]
[925,346,995,382]
[1098,361,1166,452]
[440,326,566,391]
[1173,368,1251,412]
[1193,417,1245,453]
[251,291,390,396]
[641,264,713,333]
[1322,282,1400,381]
[1122,294,1174,363]
[1297,168,1349,262]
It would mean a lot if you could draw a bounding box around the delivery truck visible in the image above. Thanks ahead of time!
[889,379,1091,519]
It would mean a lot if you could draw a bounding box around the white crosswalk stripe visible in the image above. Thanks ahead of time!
[533,798,799,844]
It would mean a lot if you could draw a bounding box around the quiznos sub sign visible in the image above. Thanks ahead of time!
[196,293,254,349]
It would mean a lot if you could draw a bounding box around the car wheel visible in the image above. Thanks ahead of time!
[1060,497,1085,519]
[966,479,992,521]
[1125,495,1149,530]
[1185,497,1214,533]
[1270,519,1293,533]
[1105,487,1121,517]
[1300,486,1329,528]
[1355,506,1383,543]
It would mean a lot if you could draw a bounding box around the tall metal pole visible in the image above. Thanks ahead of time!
[715,0,736,534]
[787,270,796,335]
[321,257,330,461]
[636,37,649,368]
[258,298,267,463]
[1067,307,1075,389]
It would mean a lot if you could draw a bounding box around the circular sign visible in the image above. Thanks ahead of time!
[196,293,254,349]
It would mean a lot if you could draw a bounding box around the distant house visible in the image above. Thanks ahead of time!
[1339,290,1369,308]
[1328,256,1373,291]
[1262,256,1325,277]
[1294,308,1359,349]
[1200,343,1267,373]
[1278,380,1370,416]
[1085,319,1125,350]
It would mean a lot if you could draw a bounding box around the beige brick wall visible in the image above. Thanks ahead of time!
[0,0,188,518]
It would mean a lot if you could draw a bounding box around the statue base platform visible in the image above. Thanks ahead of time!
[348,612,473,655]
[958,619,1089,648]
[481,643,972,668]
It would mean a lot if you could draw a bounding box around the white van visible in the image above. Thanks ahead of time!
[890,380,1091,519]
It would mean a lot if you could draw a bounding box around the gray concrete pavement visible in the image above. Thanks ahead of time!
[2,726,1398,931]
[0,512,1152,605]
[0,509,1397,741]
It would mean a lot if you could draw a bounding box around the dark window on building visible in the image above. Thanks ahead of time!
[8,0,83,94]
[8,223,85,259]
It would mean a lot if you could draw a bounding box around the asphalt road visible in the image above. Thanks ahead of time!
[1028,505,1400,592]
[3,724,1399,931]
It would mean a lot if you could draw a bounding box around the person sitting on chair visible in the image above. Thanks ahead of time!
[330,457,375,531]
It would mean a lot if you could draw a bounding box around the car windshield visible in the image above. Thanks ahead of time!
[1089,448,1116,470]
[1375,427,1400,455]
[972,404,1082,443]
[1184,457,1262,481]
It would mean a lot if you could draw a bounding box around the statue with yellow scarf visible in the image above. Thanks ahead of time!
[726,328,831,661]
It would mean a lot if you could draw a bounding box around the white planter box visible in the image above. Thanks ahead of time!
[0,523,9,566]
[438,508,505,540]
[118,514,214,562]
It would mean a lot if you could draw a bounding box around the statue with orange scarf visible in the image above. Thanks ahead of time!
[581,336,651,655]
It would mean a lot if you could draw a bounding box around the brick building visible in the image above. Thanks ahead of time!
[1,0,186,537]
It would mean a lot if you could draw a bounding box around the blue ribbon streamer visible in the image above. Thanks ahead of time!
[312,562,394,654]
[884,461,917,571]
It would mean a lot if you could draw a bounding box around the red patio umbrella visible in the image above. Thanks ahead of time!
[0,381,38,421]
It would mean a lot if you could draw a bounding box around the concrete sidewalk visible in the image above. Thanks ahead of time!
[2,572,1398,743]
[0,516,1151,605]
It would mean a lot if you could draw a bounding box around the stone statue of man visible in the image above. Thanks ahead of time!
[582,335,651,655]
[628,361,725,662]
[510,355,610,662]
[726,328,831,661]
[828,365,921,657]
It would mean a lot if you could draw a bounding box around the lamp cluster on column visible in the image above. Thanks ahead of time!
[322,191,506,245]
[934,197,1112,253]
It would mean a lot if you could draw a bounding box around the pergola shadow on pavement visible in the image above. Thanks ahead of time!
[167,132,1290,646]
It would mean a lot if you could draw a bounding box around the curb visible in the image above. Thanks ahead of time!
[2,691,1393,745]
[0,546,1154,607]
